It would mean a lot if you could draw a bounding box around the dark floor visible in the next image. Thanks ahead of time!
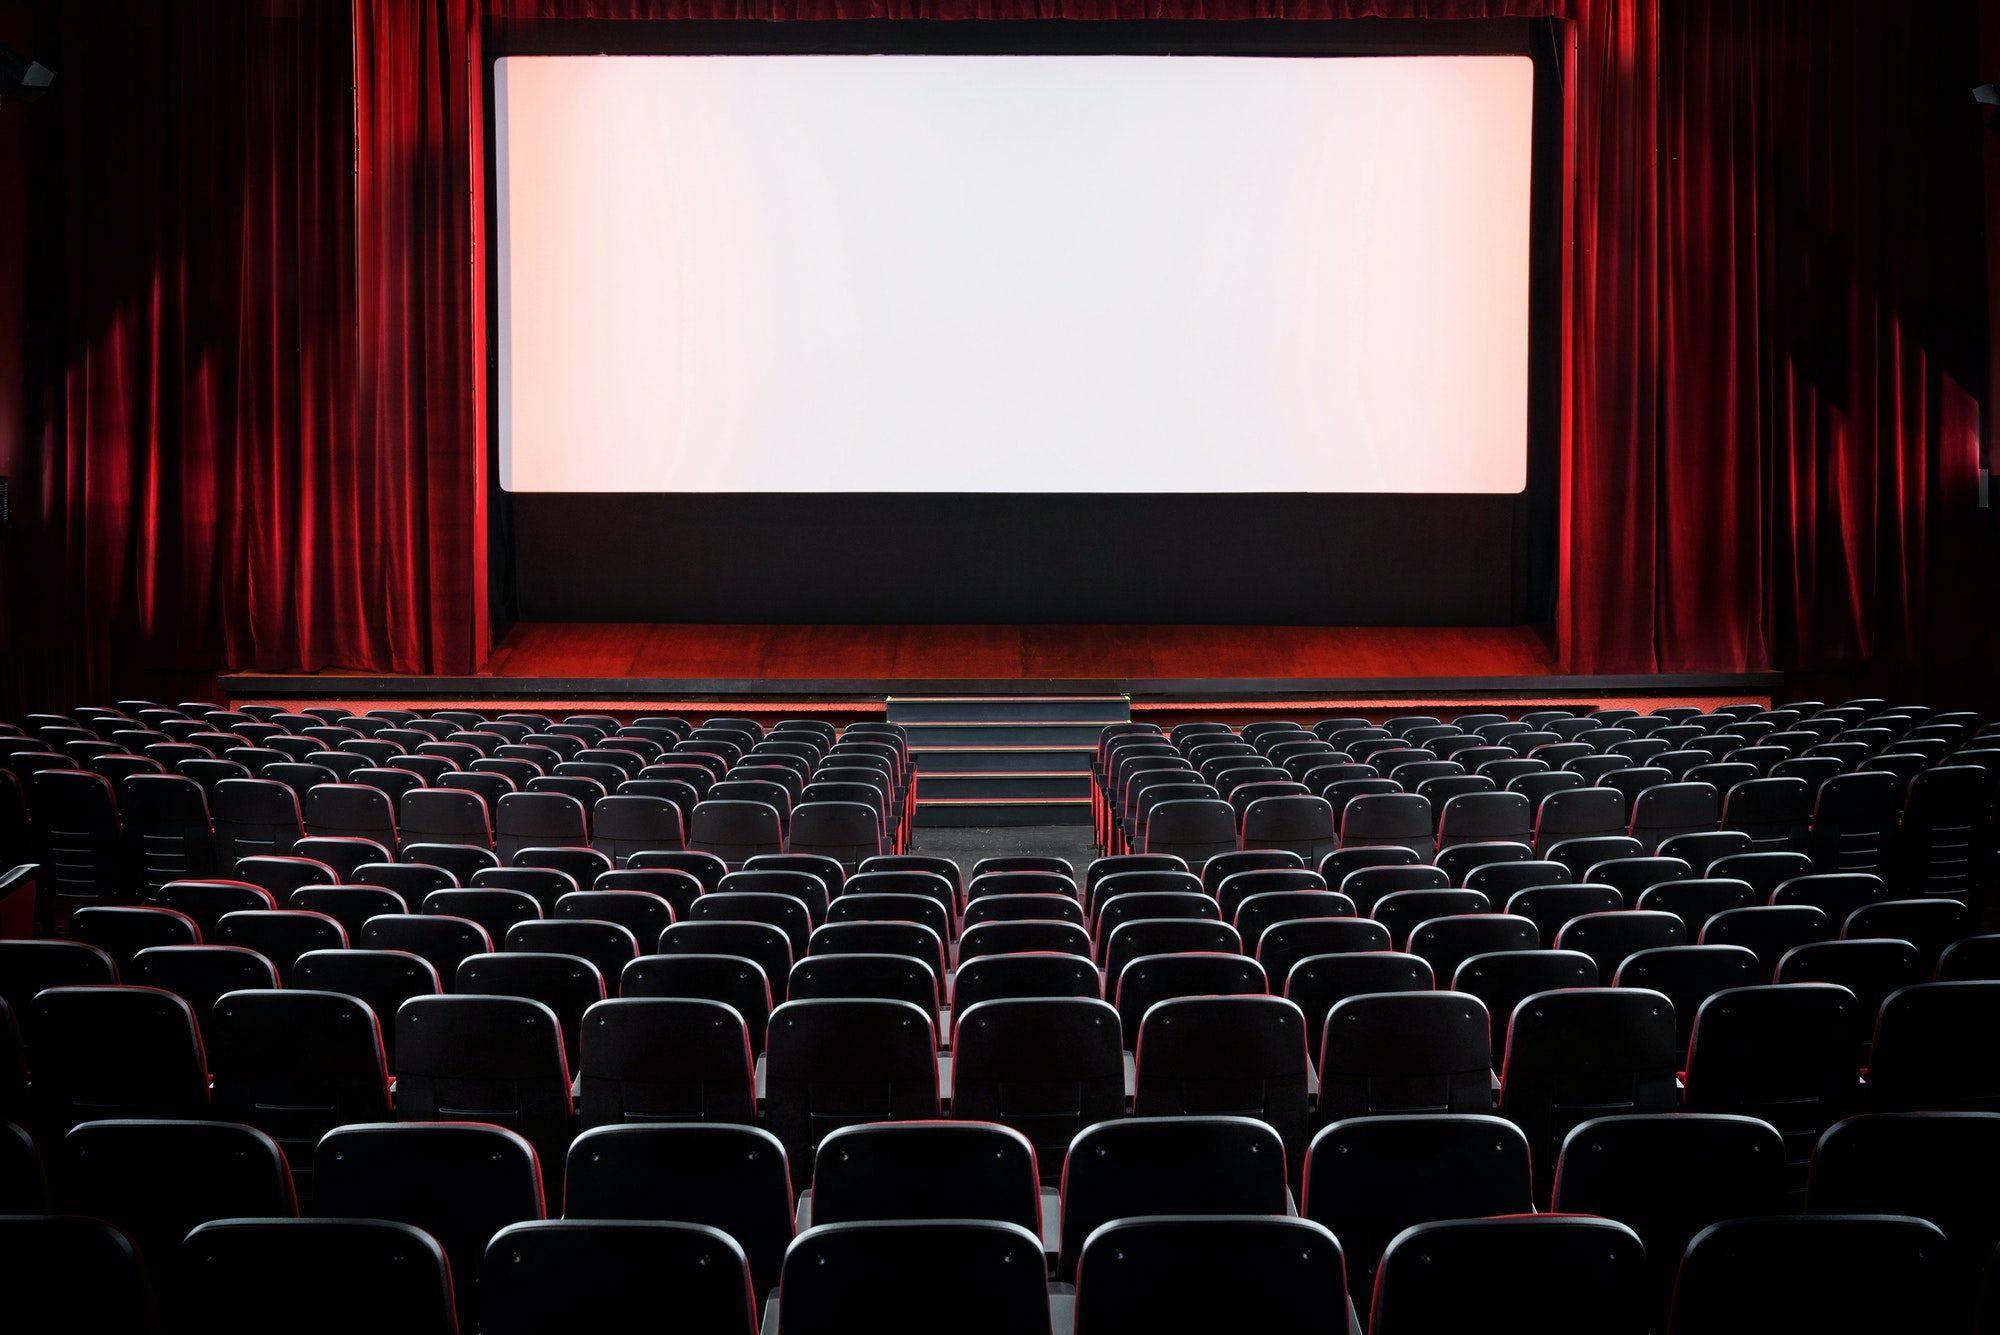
[909,824,1100,878]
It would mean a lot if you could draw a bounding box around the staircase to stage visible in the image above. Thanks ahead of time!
[890,695,1131,827]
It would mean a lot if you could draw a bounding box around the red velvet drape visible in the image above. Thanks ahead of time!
[13,0,489,712]
[1561,0,1991,681]
[11,0,1991,711]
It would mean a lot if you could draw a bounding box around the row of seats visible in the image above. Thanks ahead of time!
[9,865,1998,1202]
[1,704,925,931]
[5,1112,1997,1333]
[5,694,1996,1333]
[1098,702,2000,896]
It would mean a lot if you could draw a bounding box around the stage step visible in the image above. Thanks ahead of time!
[908,745,1095,773]
[912,797,1094,828]
[896,720,1116,748]
[888,695,1131,724]
[891,694,1129,827]
[916,771,1092,802]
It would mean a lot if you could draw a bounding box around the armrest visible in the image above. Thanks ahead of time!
[0,863,42,939]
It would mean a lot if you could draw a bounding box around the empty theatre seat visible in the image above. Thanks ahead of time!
[575,996,754,1129]
[1073,1215,1347,1335]
[563,1123,793,1299]
[1302,1113,1533,1299]
[1372,1215,1649,1335]
[482,1220,757,1335]
[1667,1215,1948,1334]
[314,1121,545,1331]
[776,1219,1051,1335]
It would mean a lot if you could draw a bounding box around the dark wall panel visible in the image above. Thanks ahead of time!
[512,492,1527,623]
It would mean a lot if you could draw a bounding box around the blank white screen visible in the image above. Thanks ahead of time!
[495,53,1533,493]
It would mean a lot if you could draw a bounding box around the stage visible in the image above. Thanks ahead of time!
[219,622,1781,718]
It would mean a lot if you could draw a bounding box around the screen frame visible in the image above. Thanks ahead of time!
[480,18,1565,628]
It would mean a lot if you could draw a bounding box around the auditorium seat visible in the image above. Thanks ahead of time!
[1113,952,1265,1048]
[55,1118,297,1298]
[1842,897,1971,973]
[790,953,940,1030]
[950,953,1101,1010]
[1302,1113,1533,1298]
[0,1214,162,1334]
[1229,891,1344,954]
[776,1218,1050,1335]
[30,769,126,912]
[393,994,572,1177]
[69,905,200,970]
[1554,909,1686,980]
[1073,1214,1346,1335]
[1283,951,1431,1065]
[1214,866,1324,920]
[212,909,346,982]
[659,921,794,1005]
[1700,903,1834,974]
[1635,877,1758,934]
[30,986,209,1136]
[202,989,386,1203]
[1866,981,2000,1111]
[291,949,439,1065]
[1807,770,1903,874]
[1708,850,1817,898]
[688,799,785,867]
[314,1121,545,1330]
[1460,856,1570,899]
[1405,912,1538,981]
[1371,1215,1649,1335]
[420,887,537,944]
[503,918,638,989]
[483,1219,757,1335]
[1586,855,1696,908]
[1613,944,1761,1058]
[398,788,492,852]
[1682,983,1858,1186]
[1808,1112,2000,1322]
[1317,991,1491,1123]
[1534,786,1627,851]
[352,860,458,900]
[510,843,614,887]
[1667,1214,1948,1334]
[469,865,576,915]
[293,835,393,881]
[120,773,218,889]
[1769,871,1888,923]
[804,1120,1039,1236]
[1054,1115,1287,1284]
[958,918,1090,964]
[764,998,938,1188]
[619,952,773,1057]
[1551,1113,1788,1323]
[1546,832,1643,881]
[1500,987,1677,1200]
[1658,827,1755,870]
[574,996,754,1130]
[128,944,279,1018]
[212,778,306,862]
[1238,794,1338,861]
[1133,995,1309,1171]
[1502,882,1622,946]
[1253,916,1391,986]
[1369,887,1488,950]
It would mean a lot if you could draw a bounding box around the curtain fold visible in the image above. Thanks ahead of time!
[1560,0,1990,679]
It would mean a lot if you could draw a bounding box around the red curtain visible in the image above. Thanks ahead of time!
[12,0,1992,711]
[1561,0,1991,681]
[13,0,488,713]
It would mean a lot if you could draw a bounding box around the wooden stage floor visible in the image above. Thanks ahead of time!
[222,621,1779,711]
[479,622,1565,681]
